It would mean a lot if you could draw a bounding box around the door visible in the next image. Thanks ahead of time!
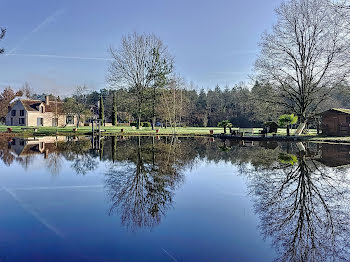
[332,117,339,135]
[52,118,58,127]
[37,118,43,126]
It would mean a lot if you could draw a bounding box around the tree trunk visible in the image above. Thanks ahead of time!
[152,117,156,130]
[295,122,307,136]
[152,86,156,130]
[224,126,227,134]
[287,125,290,136]
[137,114,141,129]
[77,115,80,128]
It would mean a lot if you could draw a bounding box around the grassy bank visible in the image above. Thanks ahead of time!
[0,125,226,137]
[2,125,350,144]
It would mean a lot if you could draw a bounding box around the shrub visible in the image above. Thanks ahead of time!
[142,122,151,127]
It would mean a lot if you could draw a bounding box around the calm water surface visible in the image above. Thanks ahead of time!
[0,136,349,261]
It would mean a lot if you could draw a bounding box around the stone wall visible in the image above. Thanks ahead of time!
[27,111,66,127]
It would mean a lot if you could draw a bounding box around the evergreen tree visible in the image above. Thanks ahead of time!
[99,95,105,125]
[112,91,117,126]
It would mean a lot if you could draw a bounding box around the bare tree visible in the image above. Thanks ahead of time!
[64,85,90,127]
[107,32,174,129]
[147,46,174,129]
[21,82,33,98]
[0,28,5,54]
[158,77,188,134]
[255,0,350,125]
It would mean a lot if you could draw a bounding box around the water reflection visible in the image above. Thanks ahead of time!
[105,136,190,230]
[242,142,350,261]
[1,136,350,259]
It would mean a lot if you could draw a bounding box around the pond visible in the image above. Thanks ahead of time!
[0,136,349,261]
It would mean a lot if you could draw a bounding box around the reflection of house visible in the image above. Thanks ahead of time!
[9,137,66,158]
[6,96,78,127]
[320,108,350,136]
[317,144,350,167]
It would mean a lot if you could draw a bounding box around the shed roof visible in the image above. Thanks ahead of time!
[320,108,350,115]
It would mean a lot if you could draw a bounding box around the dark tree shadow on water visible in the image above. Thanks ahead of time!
[104,136,190,231]
[242,144,350,262]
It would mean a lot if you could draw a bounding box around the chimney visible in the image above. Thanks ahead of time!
[45,96,50,105]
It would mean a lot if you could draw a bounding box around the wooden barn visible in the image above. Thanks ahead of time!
[320,108,350,136]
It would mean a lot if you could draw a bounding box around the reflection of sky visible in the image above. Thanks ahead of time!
[0,157,276,261]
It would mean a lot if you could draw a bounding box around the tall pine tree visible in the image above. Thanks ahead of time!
[112,91,117,126]
[99,95,104,125]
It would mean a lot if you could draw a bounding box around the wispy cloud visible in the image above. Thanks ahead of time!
[7,53,112,61]
[7,9,65,55]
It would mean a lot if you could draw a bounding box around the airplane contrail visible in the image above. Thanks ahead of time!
[7,53,112,61]
[7,9,64,55]
[2,186,64,238]
[13,185,104,191]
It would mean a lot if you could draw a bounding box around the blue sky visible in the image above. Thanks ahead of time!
[0,0,281,95]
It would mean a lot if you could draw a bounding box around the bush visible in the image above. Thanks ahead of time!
[278,114,298,127]
[142,122,151,127]
[130,122,137,127]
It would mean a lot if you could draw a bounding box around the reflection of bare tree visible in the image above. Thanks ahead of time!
[244,146,350,261]
[59,139,98,175]
[0,140,15,166]
[46,152,63,176]
[69,154,97,175]
[105,136,188,231]
[15,155,35,170]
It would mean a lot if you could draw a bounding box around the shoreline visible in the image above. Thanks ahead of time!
[2,126,350,144]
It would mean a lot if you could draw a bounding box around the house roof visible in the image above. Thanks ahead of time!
[20,99,64,113]
[320,108,350,115]
[21,100,42,111]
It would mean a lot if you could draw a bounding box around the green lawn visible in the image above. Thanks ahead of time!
[0,125,225,136]
[0,125,331,141]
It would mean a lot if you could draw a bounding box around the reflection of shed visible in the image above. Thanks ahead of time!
[317,144,350,167]
[320,108,350,136]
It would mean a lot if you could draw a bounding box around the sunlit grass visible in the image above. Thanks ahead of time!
[0,125,334,141]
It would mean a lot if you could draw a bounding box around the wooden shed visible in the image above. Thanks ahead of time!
[320,108,350,136]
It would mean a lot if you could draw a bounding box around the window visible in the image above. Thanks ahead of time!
[11,110,16,116]
[20,110,25,116]
[40,106,44,113]
[66,115,74,125]
[52,118,58,127]
[37,118,44,126]
[19,118,25,125]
